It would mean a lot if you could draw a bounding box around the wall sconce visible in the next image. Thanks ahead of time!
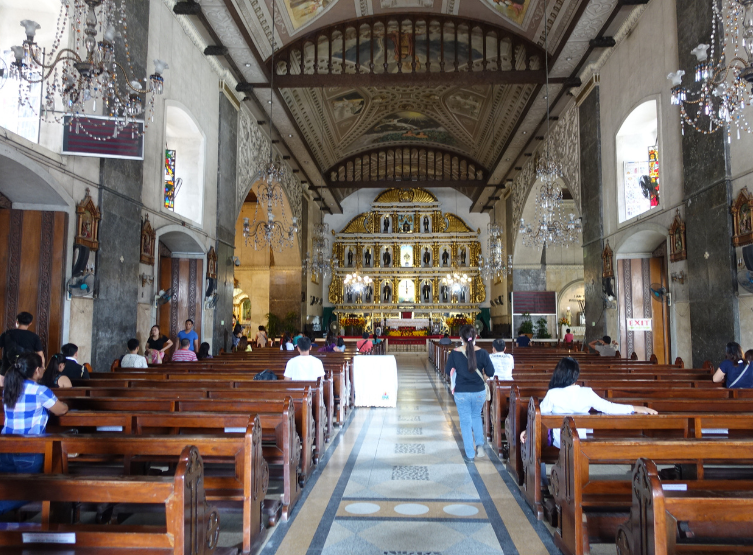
[671,271,686,284]
[140,273,154,287]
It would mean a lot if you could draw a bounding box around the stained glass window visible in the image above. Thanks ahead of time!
[164,149,176,210]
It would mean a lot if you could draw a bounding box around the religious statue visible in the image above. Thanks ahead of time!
[347,249,354,266]
[441,285,448,302]
[441,249,450,266]
[383,249,392,267]
[383,282,392,302]
[423,216,430,233]
[422,283,431,301]
[383,217,390,233]
[365,249,372,266]
[460,249,466,266]
[347,289,353,303]
[403,219,411,233]
[460,288,466,303]
[366,284,373,302]
[423,248,431,267]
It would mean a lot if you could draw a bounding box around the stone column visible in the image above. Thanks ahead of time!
[676,0,738,366]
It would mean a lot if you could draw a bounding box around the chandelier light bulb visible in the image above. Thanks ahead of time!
[20,20,40,41]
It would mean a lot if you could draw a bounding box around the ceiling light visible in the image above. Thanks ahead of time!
[245,63,251,67]
[288,134,293,137]
[566,57,573,61]
[522,131,527,135]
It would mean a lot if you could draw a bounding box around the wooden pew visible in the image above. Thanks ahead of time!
[0,445,234,555]
[550,418,753,555]
[616,458,753,555]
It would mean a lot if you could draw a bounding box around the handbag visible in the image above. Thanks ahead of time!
[459,349,491,401]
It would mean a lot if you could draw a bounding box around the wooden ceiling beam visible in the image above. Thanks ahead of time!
[327,180,488,189]
[247,72,573,88]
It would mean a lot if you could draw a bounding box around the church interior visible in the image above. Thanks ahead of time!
[1,0,753,552]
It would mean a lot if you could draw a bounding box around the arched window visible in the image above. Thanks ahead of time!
[164,104,205,224]
[616,99,660,223]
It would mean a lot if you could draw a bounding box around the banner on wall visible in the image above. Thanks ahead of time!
[627,318,652,331]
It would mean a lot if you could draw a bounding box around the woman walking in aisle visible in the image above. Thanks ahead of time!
[445,324,495,462]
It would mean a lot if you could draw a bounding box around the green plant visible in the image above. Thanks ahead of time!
[281,311,298,336]
[264,313,281,338]
[535,317,551,339]
[265,311,299,338]
[518,312,533,336]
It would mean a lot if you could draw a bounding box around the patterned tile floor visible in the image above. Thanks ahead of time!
[259,354,562,555]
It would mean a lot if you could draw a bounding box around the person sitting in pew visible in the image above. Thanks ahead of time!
[197,342,213,360]
[318,333,336,353]
[439,333,452,345]
[490,338,514,381]
[357,332,373,354]
[563,328,574,348]
[284,337,325,381]
[121,338,148,369]
[712,341,753,388]
[333,337,346,353]
[515,332,531,348]
[0,352,68,514]
[281,333,295,351]
[61,343,90,381]
[520,357,657,448]
[589,335,618,356]
[41,353,72,389]
[171,338,198,362]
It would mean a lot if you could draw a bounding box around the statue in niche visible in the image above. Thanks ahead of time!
[364,249,372,266]
[366,284,373,302]
[460,249,467,266]
[347,289,353,303]
[423,216,430,233]
[403,219,411,233]
[383,249,392,267]
[423,248,431,267]
[347,249,354,266]
[441,285,448,302]
[422,283,431,301]
[383,282,392,302]
[460,288,466,303]
[383,217,390,233]
[442,249,450,266]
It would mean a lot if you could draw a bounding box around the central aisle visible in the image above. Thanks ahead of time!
[261,354,560,555]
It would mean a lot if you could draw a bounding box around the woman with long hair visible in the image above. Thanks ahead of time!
[197,342,212,360]
[280,333,295,351]
[146,325,173,364]
[521,357,657,448]
[713,342,753,388]
[444,324,495,461]
[41,353,72,389]
[0,353,68,513]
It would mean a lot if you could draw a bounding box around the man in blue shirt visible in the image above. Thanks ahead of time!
[515,332,531,347]
[177,319,199,352]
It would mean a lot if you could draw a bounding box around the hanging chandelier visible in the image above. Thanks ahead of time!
[343,270,372,294]
[244,0,298,252]
[668,0,753,140]
[8,1,168,140]
[479,221,507,280]
[441,270,471,293]
[518,18,581,249]
[303,223,338,279]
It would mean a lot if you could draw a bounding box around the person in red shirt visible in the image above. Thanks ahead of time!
[357,332,373,354]
[171,339,197,362]
[563,328,574,347]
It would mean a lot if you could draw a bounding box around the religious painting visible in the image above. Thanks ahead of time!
[446,92,483,120]
[283,0,337,31]
[381,0,433,6]
[350,111,457,151]
[602,240,614,279]
[669,210,687,262]
[241,298,251,322]
[330,91,365,123]
[75,188,101,251]
[206,246,218,279]
[400,245,413,267]
[140,214,156,265]
[398,213,414,233]
[482,0,532,26]
[731,187,753,247]
[398,279,415,303]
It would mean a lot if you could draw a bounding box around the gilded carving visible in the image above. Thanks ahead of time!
[341,213,370,234]
[374,188,438,204]
[731,187,753,247]
[669,209,687,262]
[75,188,101,251]
[444,213,474,233]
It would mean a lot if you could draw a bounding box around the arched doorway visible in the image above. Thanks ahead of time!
[614,227,670,362]
[154,227,207,358]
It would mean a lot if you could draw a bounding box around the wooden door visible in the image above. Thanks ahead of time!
[158,255,203,358]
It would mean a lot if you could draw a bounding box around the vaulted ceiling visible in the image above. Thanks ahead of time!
[187,0,644,212]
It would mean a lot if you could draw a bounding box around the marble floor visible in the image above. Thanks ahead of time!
[258,354,562,555]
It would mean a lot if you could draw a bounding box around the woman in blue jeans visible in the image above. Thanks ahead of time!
[445,325,495,461]
[0,352,68,514]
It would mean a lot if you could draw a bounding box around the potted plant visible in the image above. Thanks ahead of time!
[535,317,552,339]
[518,312,534,338]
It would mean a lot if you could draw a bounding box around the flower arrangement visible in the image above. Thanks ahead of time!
[387,328,428,337]
[558,317,570,326]
[446,316,473,328]
[341,317,366,328]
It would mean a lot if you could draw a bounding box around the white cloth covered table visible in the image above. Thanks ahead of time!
[385,318,430,329]
[353,355,398,407]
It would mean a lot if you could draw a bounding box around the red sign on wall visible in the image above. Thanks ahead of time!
[512,291,556,314]
[62,115,144,160]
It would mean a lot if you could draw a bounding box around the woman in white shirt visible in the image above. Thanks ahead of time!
[521,357,657,448]
[280,333,295,351]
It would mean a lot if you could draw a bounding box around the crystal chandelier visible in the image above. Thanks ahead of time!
[441,270,471,293]
[303,223,338,279]
[478,221,507,280]
[343,271,372,295]
[518,18,581,249]
[244,0,298,252]
[668,0,753,140]
[8,1,168,140]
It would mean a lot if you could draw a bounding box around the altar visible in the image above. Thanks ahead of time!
[385,318,430,329]
[353,355,398,407]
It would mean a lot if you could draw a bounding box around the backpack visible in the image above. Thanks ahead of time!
[253,369,278,381]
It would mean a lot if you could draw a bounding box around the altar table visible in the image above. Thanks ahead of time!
[353,355,398,408]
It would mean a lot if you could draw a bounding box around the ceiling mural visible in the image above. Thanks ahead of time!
[351,111,457,150]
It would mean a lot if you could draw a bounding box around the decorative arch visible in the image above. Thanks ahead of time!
[614,223,668,256]
[270,14,549,86]
[327,146,487,185]
[374,187,438,204]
